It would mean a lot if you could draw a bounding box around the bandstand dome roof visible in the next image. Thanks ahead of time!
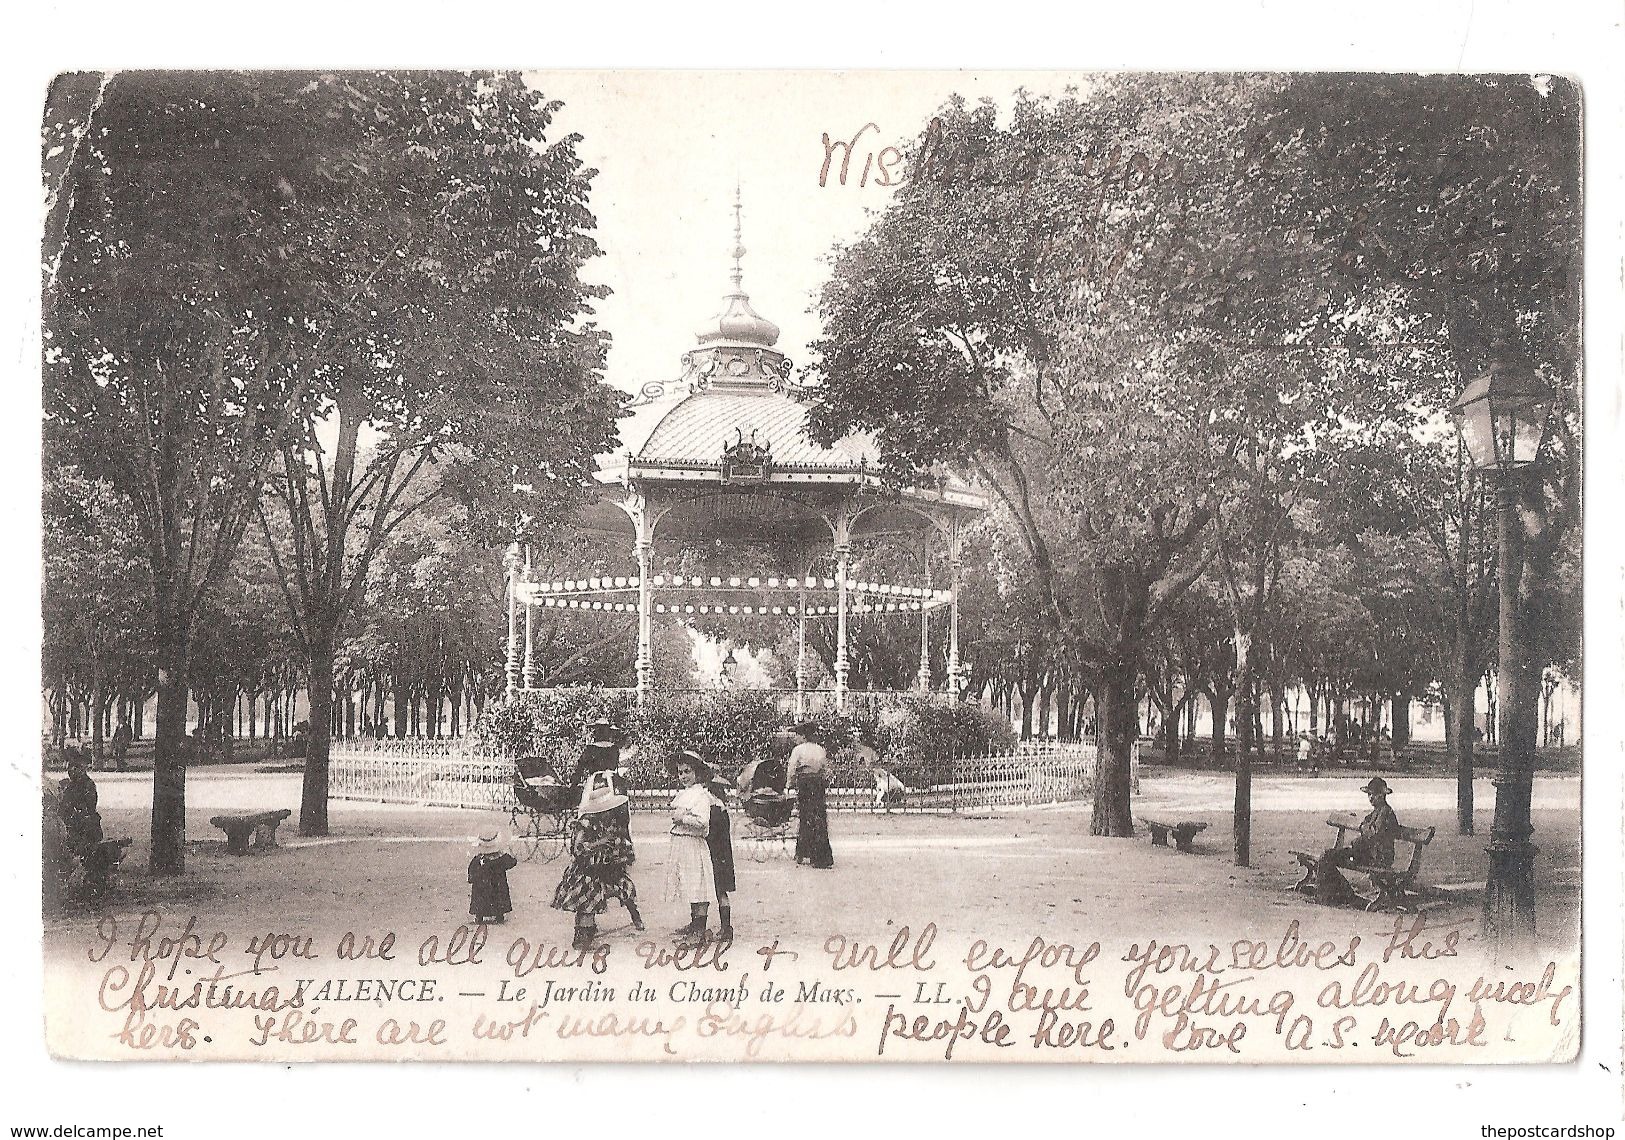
[611,387,880,472]
[595,195,980,508]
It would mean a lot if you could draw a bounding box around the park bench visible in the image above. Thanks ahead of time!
[1141,817,1208,854]
[209,809,292,855]
[1291,815,1436,912]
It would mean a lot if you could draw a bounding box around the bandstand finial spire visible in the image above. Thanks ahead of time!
[730,181,745,292]
[692,181,780,348]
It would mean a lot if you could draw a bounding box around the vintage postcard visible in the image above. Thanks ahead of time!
[35,67,1588,1068]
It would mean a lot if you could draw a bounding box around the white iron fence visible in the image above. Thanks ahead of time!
[329,740,514,811]
[329,738,1136,815]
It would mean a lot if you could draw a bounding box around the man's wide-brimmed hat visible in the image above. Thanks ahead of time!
[1360,777,1393,796]
[578,769,630,815]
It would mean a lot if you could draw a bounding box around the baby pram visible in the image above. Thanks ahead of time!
[509,755,576,863]
[736,758,796,861]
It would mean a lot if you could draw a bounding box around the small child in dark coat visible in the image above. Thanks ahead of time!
[468,829,517,925]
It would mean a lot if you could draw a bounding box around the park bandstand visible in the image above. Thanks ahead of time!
[502,197,987,715]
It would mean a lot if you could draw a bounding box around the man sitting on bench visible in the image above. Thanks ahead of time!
[1304,777,1402,906]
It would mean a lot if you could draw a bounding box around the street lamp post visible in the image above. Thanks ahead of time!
[1449,366,1554,961]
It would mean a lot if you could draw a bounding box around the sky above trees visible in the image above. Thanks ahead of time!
[536,71,1091,398]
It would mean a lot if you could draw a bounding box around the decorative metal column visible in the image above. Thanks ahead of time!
[834,540,852,714]
[521,543,537,691]
[947,518,964,697]
[635,536,653,705]
[504,542,523,698]
[915,541,932,693]
[916,609,932,693]
[794,585,809,719]
[1449,365,1556,962]
[1483,468,1538,958]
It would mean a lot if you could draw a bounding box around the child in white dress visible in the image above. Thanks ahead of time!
[666,750,716,942]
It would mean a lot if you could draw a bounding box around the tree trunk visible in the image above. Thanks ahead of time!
[1209,683,1231,768]
[1252,681,1266,759]
[393,678,409,738]
[90,644,105,766]
[1269,682,1285,759]
[1231,632,1253,867]
[1162,698,1182,766]
[1392,693,1411,750]
[1446,622,1478,835]
[223,691,237,762]
[301,637,336,837]
[1090,658,1136,836]
[1018,683,1035,740]
[49,684,64,746]
[149,626,191,875]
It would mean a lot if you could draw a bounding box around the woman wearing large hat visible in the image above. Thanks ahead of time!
[551,770,642,950]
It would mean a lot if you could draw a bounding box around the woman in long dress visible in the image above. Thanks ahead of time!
[786,722,834,869]
[666,750,717,940]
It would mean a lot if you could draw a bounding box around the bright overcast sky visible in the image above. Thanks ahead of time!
[532,71,1080,396]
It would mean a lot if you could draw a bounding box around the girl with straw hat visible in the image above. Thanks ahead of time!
[666,750,718,942]
[551,770,642,950]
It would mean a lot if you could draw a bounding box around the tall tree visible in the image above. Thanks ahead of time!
[245,72,618,834]
[45,72,312,872]
[42,464,152,761]
[1270,74,1582,831]
[805,79,1277,835]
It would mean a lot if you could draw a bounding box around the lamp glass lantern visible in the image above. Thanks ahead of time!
[1449,368,1555,472]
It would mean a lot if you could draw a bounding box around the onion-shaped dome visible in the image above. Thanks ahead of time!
[694,187,780,348]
